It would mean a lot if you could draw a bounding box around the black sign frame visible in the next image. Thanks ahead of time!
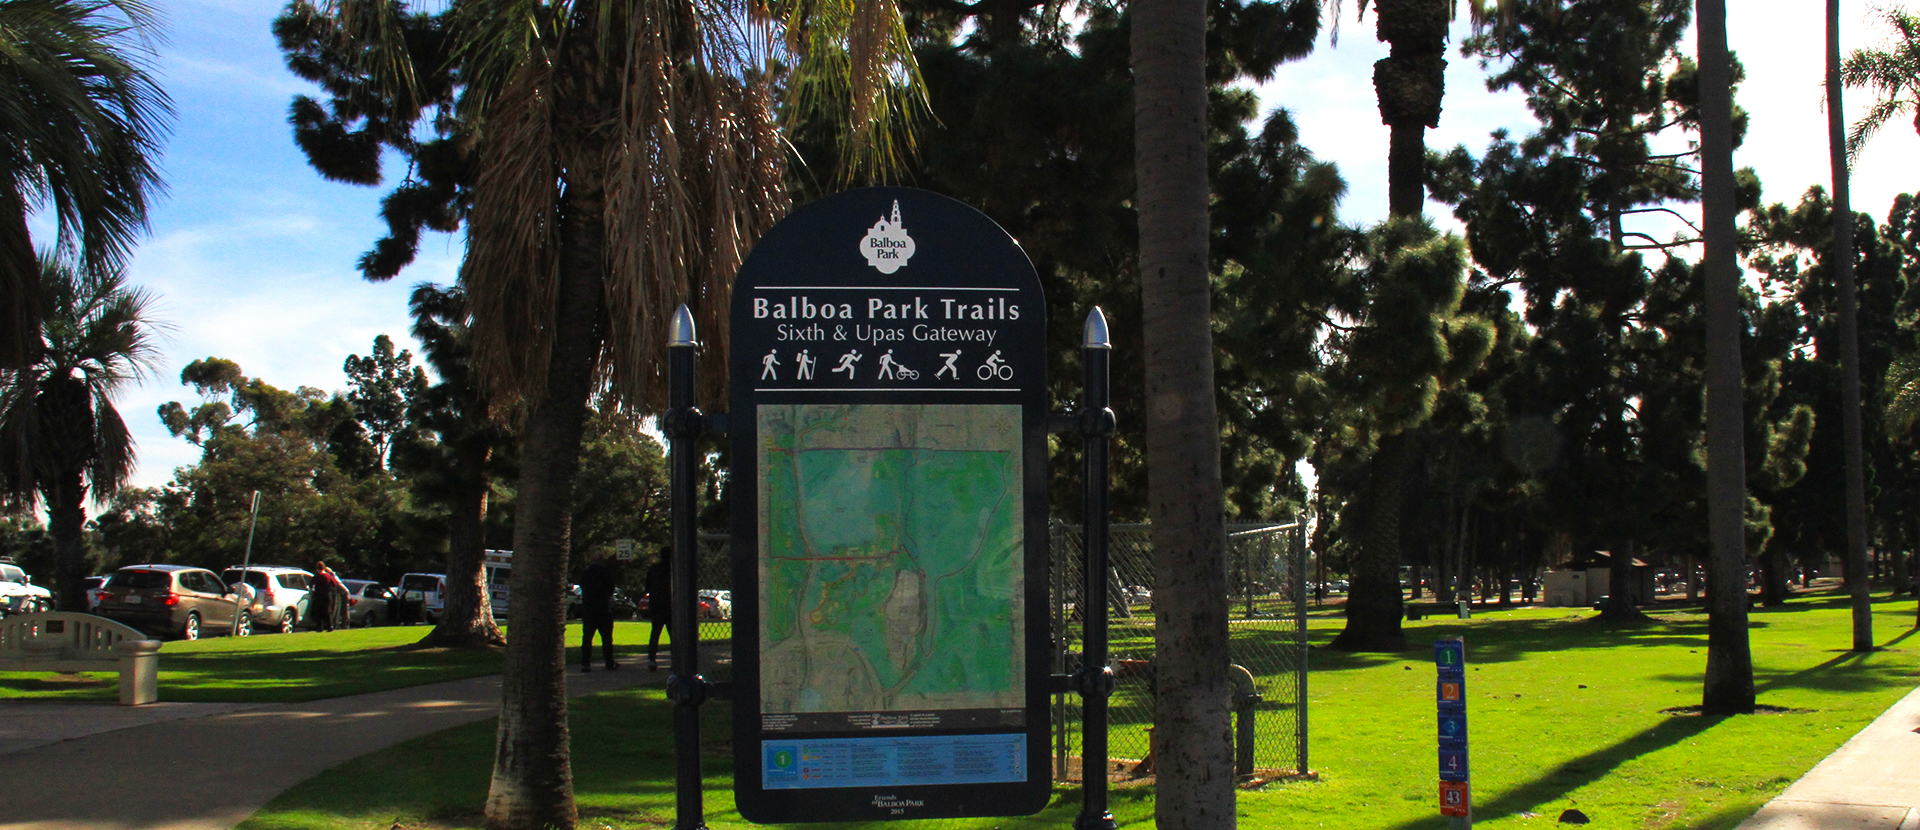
[728,188,1052,823]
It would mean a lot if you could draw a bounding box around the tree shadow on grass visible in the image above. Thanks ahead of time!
[1372,713,1724,830]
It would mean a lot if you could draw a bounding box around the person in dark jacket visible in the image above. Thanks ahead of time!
[644,548,671,671]
[579,551,618,672]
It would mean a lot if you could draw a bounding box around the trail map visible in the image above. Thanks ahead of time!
[757,403,1025,719]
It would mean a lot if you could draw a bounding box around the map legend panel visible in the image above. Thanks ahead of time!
[762,734,1028,789]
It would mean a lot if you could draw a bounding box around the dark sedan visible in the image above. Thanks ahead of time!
[95,564,248,640]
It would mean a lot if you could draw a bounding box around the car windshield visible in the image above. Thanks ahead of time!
[107,570,172,590]
[401,575,439,592]
[359,584,385,598]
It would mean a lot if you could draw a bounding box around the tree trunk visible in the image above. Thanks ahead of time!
[1371,0,1448,219]
[483,175,607,830]
[0,194,38,370]
[1602,542,1643,620]
[43,471,87,612]
[1697,0,1755,715]
[1331,433,1411,651]
[421,444,504,648]
[1827,0,1874,651]
[1133,0,1235,823]
[1761,545,1789,606]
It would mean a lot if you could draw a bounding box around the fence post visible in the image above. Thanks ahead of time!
[1075,308,1117,830]
[1295,521,1310,776]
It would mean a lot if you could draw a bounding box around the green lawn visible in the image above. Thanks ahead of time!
[234,592,1917,830]
[0,621,698,703]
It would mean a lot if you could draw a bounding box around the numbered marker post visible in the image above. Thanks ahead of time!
[1435,638,1470,827]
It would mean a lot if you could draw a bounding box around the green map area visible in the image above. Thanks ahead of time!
[758,403,1024,715]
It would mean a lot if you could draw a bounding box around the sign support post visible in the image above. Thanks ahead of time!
[1074,309,1117,830]
[667,305,711,830]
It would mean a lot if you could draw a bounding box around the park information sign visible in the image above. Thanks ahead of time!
[728,188,1052,823]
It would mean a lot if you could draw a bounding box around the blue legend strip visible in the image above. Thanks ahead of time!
[762,734,1028,790]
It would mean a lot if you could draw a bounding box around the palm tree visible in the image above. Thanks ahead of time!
[0,0,170,369]
[0,256,160,611]
[1132,0,1235,824]
[1842,6,1920,160]
[294,2,922,827]
[1697,0,1754,716]
[1828,0,1873,653]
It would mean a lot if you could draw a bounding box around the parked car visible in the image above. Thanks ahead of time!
[96,564,249,640]
[222,566,314,633]
[82,575,107,611]
[0,560,52,617]
[339,579,392,627]
[697,589,732,620]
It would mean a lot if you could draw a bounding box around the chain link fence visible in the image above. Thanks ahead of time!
[1049,521,1308,783]
[687,522,1309,781]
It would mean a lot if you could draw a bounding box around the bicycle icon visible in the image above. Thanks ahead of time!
[976,350,1012,380]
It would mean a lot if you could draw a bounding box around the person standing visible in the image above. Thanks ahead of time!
[579,551,619,672]
[644,548,672,672]
[312,562,349,632]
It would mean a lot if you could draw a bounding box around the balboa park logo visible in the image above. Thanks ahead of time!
[861,200,916,274]
[872,793,925,814]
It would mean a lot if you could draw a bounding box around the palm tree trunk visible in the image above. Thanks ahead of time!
[1828,0,1875,653]
[1697,0,1755,715]
[43,471,88,611]
[421,444,504,648]
[1332,432,1411,651]
[1371,0,1449,218]
[1133,0,1235,823]
[483,174,607,830]
[0,195,37,370]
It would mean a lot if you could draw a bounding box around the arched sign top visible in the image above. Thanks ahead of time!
[728,188,1051,823]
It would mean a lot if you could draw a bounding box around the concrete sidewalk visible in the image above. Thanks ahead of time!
[1736,684,1920,830]
[0,667,661,830]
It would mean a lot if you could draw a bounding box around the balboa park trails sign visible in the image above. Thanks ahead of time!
[728,188,1052,823]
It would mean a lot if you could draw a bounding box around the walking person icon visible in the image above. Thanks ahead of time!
[876,350,909,380]
[795,350,816,380]
[831,349,863,380]
[760,349,781,380]
[936,350,962,379]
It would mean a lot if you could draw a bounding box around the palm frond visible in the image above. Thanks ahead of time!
[461,55,558,411]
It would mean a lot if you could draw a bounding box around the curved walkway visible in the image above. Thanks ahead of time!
[0,668,659,830]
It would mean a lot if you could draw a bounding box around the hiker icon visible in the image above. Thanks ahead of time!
[760,349,780,380]
[795,350,816,380]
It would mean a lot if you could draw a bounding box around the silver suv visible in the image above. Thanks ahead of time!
[222,566,314,633]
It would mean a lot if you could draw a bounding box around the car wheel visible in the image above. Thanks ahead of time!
[234,611,252,637]
[280,609,297,634]
[182,612,201,641]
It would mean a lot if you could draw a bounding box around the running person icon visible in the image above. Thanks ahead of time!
[936,350,962,379]
[831,350,863,379]
[977,350,1012,380]
[760,349,780,380]
[795,350,816,380]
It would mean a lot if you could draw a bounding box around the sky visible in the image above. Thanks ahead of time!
[105,1,1920,492]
